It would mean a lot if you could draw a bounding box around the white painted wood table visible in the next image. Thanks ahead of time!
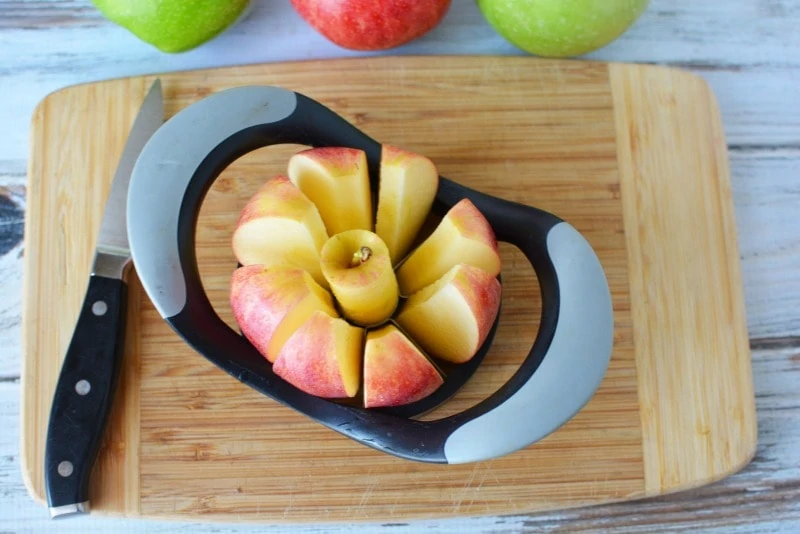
[1,1,798,531]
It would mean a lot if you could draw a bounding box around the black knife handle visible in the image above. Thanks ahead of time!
[44,274,127,517]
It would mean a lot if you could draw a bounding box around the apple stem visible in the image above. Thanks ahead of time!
[351,246,372,267]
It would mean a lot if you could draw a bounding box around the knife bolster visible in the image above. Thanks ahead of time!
[92,249,132,280]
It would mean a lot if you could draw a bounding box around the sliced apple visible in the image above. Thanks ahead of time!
[265,282,340,363]
[272,311,363,398]
[396,264,501,364]
[375,146,439,265]
[230,147,505,408]
[395,198,501,296]
[288,147,373,235]
[320,229,399,327]
[232,176,329,286]
[363,324,444,408]
[230,265,336,361]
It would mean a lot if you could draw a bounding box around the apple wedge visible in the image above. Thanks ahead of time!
[363,324,443,408]
[395,198,501,296]
[265,281,341,363]
[396,263,501,364]
[272,311,363,398]
[375,145,439,265]
[288,147,373,235]
[232,176,329,286]
[230,265,337,361]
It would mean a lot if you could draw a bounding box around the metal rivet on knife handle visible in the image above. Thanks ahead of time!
[91,300,108,316]
[57,461,74,478]
[75,380,91,396]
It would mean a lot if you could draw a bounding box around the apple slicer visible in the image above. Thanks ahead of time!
[126,86,614,464]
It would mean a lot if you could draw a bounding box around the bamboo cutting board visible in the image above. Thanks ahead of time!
[21,57,756,523]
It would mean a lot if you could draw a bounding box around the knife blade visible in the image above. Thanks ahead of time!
[44,79,164,519]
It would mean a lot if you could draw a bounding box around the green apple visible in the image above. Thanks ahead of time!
[477,0,649,58]
[92,0,252,53]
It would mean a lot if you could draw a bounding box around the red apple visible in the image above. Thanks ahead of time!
[290,0,452,51]
[230,145,503,409]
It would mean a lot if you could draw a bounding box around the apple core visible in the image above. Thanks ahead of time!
[320,229,400,327]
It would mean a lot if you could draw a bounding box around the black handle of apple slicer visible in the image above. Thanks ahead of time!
[126,86,614,464]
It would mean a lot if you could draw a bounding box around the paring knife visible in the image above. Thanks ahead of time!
[44,79,163,519]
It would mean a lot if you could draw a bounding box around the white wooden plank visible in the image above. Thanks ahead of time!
[701,69,800,147]
[0,169,26,187]
[732,149,800,339]
[3,344,798,532]
[0,184,23,379]
[0,1,799,171]
[2,0,799,531]
[2,0,799,66]
[584,0,800,66]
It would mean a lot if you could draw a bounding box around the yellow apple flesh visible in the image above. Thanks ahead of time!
[375,146,439,265]
[232,176,329,287]
[396,263,501,364]
[320,229,399,326]
[363,324,444,408]
[265,282,340,363]
[288,147,373,235]
[396,198,501,296]
[230,265,337,362]
[272,311,363,398]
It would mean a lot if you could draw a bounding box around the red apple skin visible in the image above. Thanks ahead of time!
[396,264,502,363]
[272,312,361,398]
[448,198,500,252]
[235,176,306,227]
[457,264,503,355]
[364,325,443,408]
[290,0,452,51]
[293,146,364,173]
[230,265,306,358]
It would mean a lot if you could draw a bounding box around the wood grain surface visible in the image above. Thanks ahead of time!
[609,65,757,494]
[19,56,754,523]
[2,1,800,532]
